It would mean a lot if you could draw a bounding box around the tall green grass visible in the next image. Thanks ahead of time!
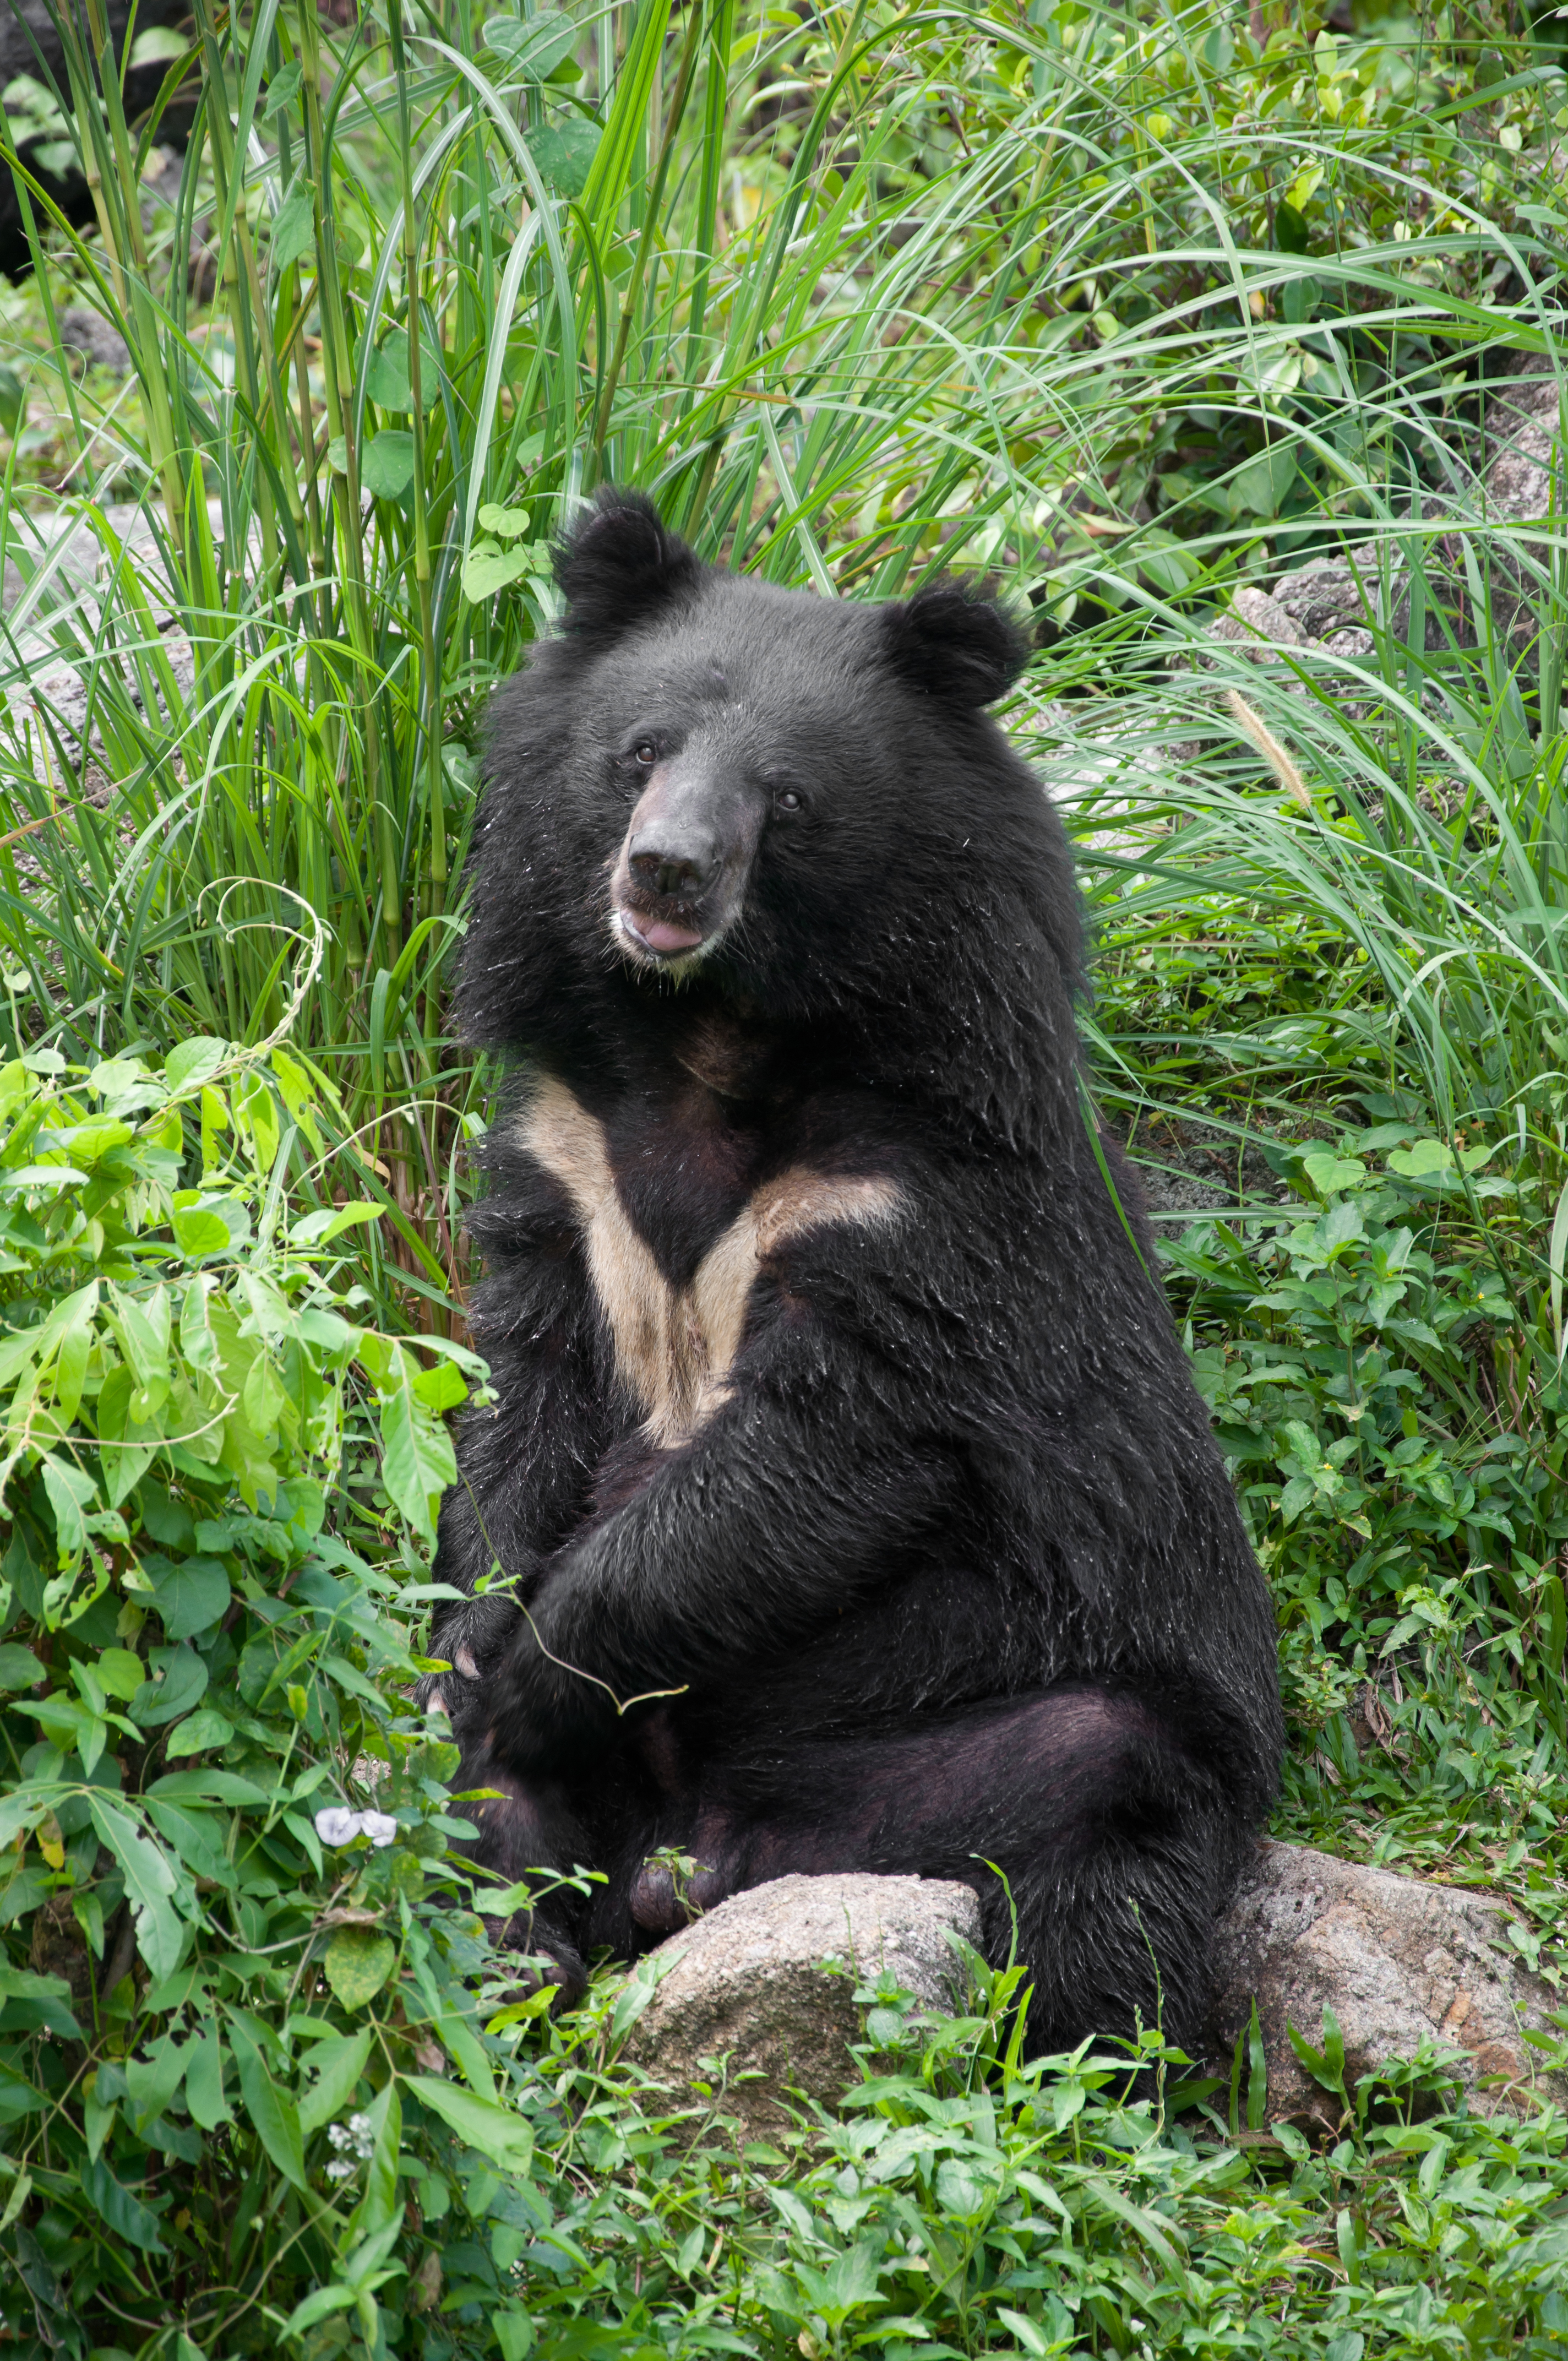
[0,0,1562,1328]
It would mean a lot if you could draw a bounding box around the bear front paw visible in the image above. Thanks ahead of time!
[486,1908,587,2011]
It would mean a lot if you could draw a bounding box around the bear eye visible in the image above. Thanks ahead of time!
[775,788,804,815]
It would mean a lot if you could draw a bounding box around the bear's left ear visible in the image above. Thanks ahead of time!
[553,487,703,650]
[879,581,1031,706]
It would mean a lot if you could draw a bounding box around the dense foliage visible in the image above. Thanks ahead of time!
[1,0,1567,2353]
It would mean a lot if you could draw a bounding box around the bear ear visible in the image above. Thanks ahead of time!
[552,487,703,650]
[879,580,1031,706]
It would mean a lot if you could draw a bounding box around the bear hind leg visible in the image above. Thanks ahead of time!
[649,1687,1244,2057]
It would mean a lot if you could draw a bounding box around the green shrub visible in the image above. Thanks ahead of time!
[0,1040,531,2354]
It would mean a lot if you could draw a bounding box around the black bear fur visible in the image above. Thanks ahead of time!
[426,487,1284,2054]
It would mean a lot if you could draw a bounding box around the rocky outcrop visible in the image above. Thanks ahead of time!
[622,1873,982,2133]
[1244,359,1562,668]
[1205,1840,1567,2126]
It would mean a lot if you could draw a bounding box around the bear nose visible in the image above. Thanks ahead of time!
[628,824,718,901]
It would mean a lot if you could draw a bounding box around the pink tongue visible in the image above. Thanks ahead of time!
[638,917,705,954]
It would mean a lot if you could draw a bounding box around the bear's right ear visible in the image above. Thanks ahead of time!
[879,580,1031,706]
[553,488,703,651]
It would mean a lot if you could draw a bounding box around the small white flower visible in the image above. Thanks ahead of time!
[325,2157,356,2181]
[314,1805,400,1849]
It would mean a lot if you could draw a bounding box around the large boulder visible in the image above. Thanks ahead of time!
[1206,1839,1567,2126]
[623,1872,982,2132]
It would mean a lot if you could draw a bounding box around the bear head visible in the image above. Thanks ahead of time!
[464,489,1084,1125]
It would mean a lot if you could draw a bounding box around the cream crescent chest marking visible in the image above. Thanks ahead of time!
[518,1076,903,1447]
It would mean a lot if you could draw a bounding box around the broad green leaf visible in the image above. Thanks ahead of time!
[128,24,187,64]
[124,2031,188,2130]
[87,1797,184,1981]
[164,1709,235,1758]
[281,2286,359,2336]
[232,1070,280,1173]
[347,2077,402,2238]
[241,1348,286,1434]
[476,502,531,538]
[1230,443,1296,518]
[494,2310,532,2361]
[41,1456,97,1566]
[149,1556,230,1641]
[0,1646,41,1691]
[230,2022,306,2187]
[364,339,440,414]
[130,1646,208,1727]
[362,431,416,500]
[95,1647,145,1702]
[486,9,578,76]
[290,1203,382,1248]
[82,2157,165,2252]
[165,1036,228,1093]
[10,1692,98,1762]
[107,1283,171,1394]
[149,1768,266,1804]
[402,2074,534,2172]
[53,1118,133,1165]
[412,1359,466,1413]
[531,120,598,195]
[325,1925,397,2010]
[462,539,530,602]
[298,2028,372,2137]
[1389,1139,1455,1178]
[262,59,302,119]
[145,1799,232,1886]
[367,1344,456,1541]
[1321,1199,1364,1252]
[0,1968,71,2005]
[270,182,317,273]
[171,1204,232,1259]
[1137,527,1199,595]
[183,2030,230,2129]
[1302,1153,1366,1197]
[0,1164,86,1192]
[268,1048,323,1152]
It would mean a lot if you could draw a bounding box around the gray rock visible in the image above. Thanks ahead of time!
[1260,369,1565,662]
[1270,554,1379,642]
[624,1873,982,2131]
[1484,361,1561,524]
[1206,584,1314,656]
[621,1848,1565,2139]
[1207,1840,1568,2126]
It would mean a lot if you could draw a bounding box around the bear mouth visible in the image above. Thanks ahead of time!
[612,902,712,964]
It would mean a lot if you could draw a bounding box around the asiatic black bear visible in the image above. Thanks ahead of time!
[424,488,1283,2054]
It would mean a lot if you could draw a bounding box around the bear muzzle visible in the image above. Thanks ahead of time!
[610,760,762,967]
